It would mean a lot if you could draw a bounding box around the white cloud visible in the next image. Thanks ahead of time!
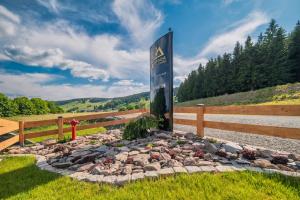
[0,71,148,100]
[200,11,269,57]
[36,0,60,13]
[112,0,163,46]
[113,79,144,86]
[0,5,20,37]
[3,45,109,81]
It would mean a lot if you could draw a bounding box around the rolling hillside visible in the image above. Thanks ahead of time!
[175,82,300,107]
[57,92,150,112]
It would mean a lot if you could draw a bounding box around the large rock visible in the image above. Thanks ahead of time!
[144,162,161,171]
[133,154,150,166]
[74,153,99,164]
[156,132,172,139]
[115,152,128,162]
[271,155,288,165]
[204,142,218,154]
[223,142,242,153]
[183,157,197,166]
[184,132,196,140]
[254,159,274,168]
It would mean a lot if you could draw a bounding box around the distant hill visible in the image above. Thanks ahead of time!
[56,91,150,112]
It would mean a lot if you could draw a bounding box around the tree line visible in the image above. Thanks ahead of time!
[177,19,300,102]
[0,93,63,117]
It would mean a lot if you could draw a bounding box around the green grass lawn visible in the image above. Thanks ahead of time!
[0,156,299,200]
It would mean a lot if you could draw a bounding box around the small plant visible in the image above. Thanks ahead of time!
[58,136,71,144]
[122,114,159,140]
[207,138,218,144]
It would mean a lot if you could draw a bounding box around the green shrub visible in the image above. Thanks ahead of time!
[123,114,159,140]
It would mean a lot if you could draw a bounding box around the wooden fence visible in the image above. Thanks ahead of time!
[1,105,300,151]
[18,108,147,146]
[174,105,300,140]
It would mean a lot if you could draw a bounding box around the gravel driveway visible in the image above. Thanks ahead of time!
[174,113,300,154]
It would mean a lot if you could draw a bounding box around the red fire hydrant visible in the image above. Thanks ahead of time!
[70,119,79,141]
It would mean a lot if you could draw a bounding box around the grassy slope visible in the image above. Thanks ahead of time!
[0,156,299,200]
[176,82,300,107]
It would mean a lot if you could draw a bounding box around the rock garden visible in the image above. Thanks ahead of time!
[6,126,300,185]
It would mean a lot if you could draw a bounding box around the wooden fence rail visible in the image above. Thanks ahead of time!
[174,105,300,140]
[18,108,147,146]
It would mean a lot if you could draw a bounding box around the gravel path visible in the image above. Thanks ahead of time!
[174,113,300,154]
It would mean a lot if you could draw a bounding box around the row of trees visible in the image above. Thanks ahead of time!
[177,20,300,102]
[0,93,63,117]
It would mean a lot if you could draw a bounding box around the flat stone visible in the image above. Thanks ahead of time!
[70,172,90,180]
[77,163,94,172]
[85,175,104,182]
[154,140,169,147]
[215,166,234,172]
[200,166,216,172]
[102,175,117,184]
[173,166,188,173]
[116,175,131,185]
[254,159,273,168]
[52,162,72,169]
[204,142,218,154]
[183,157,197,166]
[144,171,159,178]
[156,133,172,139]
[115,152,128,162]
[185,166,202,173]
[184,132,196,140]
[223,142,242,153]
[236,159,251,165]
[133,154,150,166]
[144,162,161,171]
[197,160,213,166]
[158,168,174,176]
[131,172,144,181]
[129,151,139,156]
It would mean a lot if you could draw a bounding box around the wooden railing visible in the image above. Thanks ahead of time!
[174,105,300,140]
[18,108,147,146]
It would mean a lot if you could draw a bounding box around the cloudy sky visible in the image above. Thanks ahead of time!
[0,0,299,100]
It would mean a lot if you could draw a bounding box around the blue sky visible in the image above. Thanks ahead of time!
[0,0,299,100]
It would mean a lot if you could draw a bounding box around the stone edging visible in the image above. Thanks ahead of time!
[2,154,298,186]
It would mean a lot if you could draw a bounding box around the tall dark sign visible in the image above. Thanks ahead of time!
[150,31,173,131]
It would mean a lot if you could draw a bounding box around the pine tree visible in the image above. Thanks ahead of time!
[288,20,300,81]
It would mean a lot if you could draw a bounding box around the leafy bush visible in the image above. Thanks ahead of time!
[123,114,159,140]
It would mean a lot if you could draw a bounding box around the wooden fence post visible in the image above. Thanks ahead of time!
[19,121,25,146]
[196,104,204,137]
[57,116,64,140]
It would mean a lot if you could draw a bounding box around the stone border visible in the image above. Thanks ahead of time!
[1,154,299,186]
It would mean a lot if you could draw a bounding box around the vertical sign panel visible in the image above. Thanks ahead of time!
[150,31,173,131]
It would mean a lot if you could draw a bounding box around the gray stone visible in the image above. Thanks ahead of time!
[144,171,159,178]
[200,166,216,172]
[156,133,172,139]
[115,152,128,162]
[236,159,251,165]
[204,142,218,154]
[131,172,144,181]
[121,165,133,175]
[215,166,234,172]
[85,175,104,183]
[158,168,174,176]
[154,140,169,147]
[197,160,214,166]
[129,151,139,156]
[52,162,72,169]
[295,161,300,169]
[116,175,131,185]
[144,162,161,171]
[161,153,171,160]
[102,175,117,184]
[184,132,196,140]
[77,163,94,172]
[183,157,197,166]
[133,154,150,166]
[257,149,273,158]
[185,166,202,173]
[167,159,183,167]
[173,166,187,173]
[223,142,243,153]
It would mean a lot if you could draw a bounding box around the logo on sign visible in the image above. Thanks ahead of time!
[152,46,167,67]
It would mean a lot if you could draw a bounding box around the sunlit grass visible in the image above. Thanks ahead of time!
[0,156,299,200]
